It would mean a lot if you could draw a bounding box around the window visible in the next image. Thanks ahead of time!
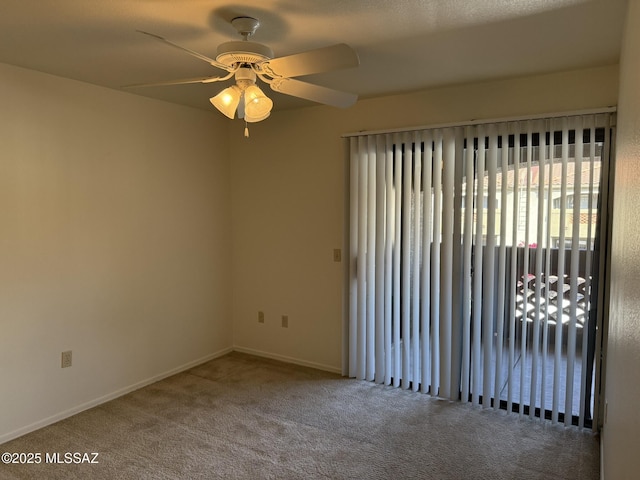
[553,193,599,209]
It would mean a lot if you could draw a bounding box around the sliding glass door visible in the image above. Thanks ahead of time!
[348,112,614,428]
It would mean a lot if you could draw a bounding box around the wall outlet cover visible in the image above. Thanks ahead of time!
[61,350,72,368]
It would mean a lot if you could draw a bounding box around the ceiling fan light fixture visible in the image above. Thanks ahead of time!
[210,85,241,119]
[244,85,273,122]
[134,17,360,134]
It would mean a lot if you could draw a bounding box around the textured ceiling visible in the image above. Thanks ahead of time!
[0,0,627,112]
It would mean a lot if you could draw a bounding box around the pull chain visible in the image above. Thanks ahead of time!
[244,121,249,138]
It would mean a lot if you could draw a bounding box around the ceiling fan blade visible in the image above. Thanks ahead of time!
[270,78,357,108]
[123,76,226,88]
[259,43,359,78]
[137,30,231,72]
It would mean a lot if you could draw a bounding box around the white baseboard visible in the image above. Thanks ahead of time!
[0,346,233,445]
[232,345,342,374]
[0,345,340,445]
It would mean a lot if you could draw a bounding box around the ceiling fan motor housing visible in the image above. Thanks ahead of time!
[216,41,274,66]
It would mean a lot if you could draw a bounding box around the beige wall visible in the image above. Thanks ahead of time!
[229,64,619,371]
[603,0,640,478]
[0,63,232,442]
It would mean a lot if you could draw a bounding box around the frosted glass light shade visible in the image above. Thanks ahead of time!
[244,85,273,123]
[210,86,241,119]
[245,110,271,123]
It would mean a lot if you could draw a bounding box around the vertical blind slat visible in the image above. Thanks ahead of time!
[553,120,569,423]
[401,133,413,389]
[494,123,509,407]
[412,133,422,392]
[349,137,359,378]
[579,116,597,427]
[374,136,386,384]
[431,131,443,396]
[392,135,402,388]
[483,125,497,407]
[508,126,521,413]
[461,127,474,402]
[384,135,394,386]
[565,118,583,425]
[441,129,455,399]
[451,127,465,401]
[520,125,533,416]
[366,137,377,382]
[530,120,545,418]
[541,119,553,417]
[421,130,434,393]
[472,125,484,407]
[356,136,368,380]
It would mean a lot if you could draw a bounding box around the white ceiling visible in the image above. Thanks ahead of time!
[0,0,627,112]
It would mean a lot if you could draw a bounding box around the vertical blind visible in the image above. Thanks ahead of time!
[348,112,613,428]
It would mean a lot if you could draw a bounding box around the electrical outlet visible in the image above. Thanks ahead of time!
[258,311,265,323]
[281,315,289,328]
[61,350,72,368]
[333,248,342,262]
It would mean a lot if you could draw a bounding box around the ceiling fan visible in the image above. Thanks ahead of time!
[128,16,360,134]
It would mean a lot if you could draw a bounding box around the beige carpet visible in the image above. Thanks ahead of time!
[1,352,598,479]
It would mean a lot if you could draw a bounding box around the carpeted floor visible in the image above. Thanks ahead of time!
[1,352,599,479]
